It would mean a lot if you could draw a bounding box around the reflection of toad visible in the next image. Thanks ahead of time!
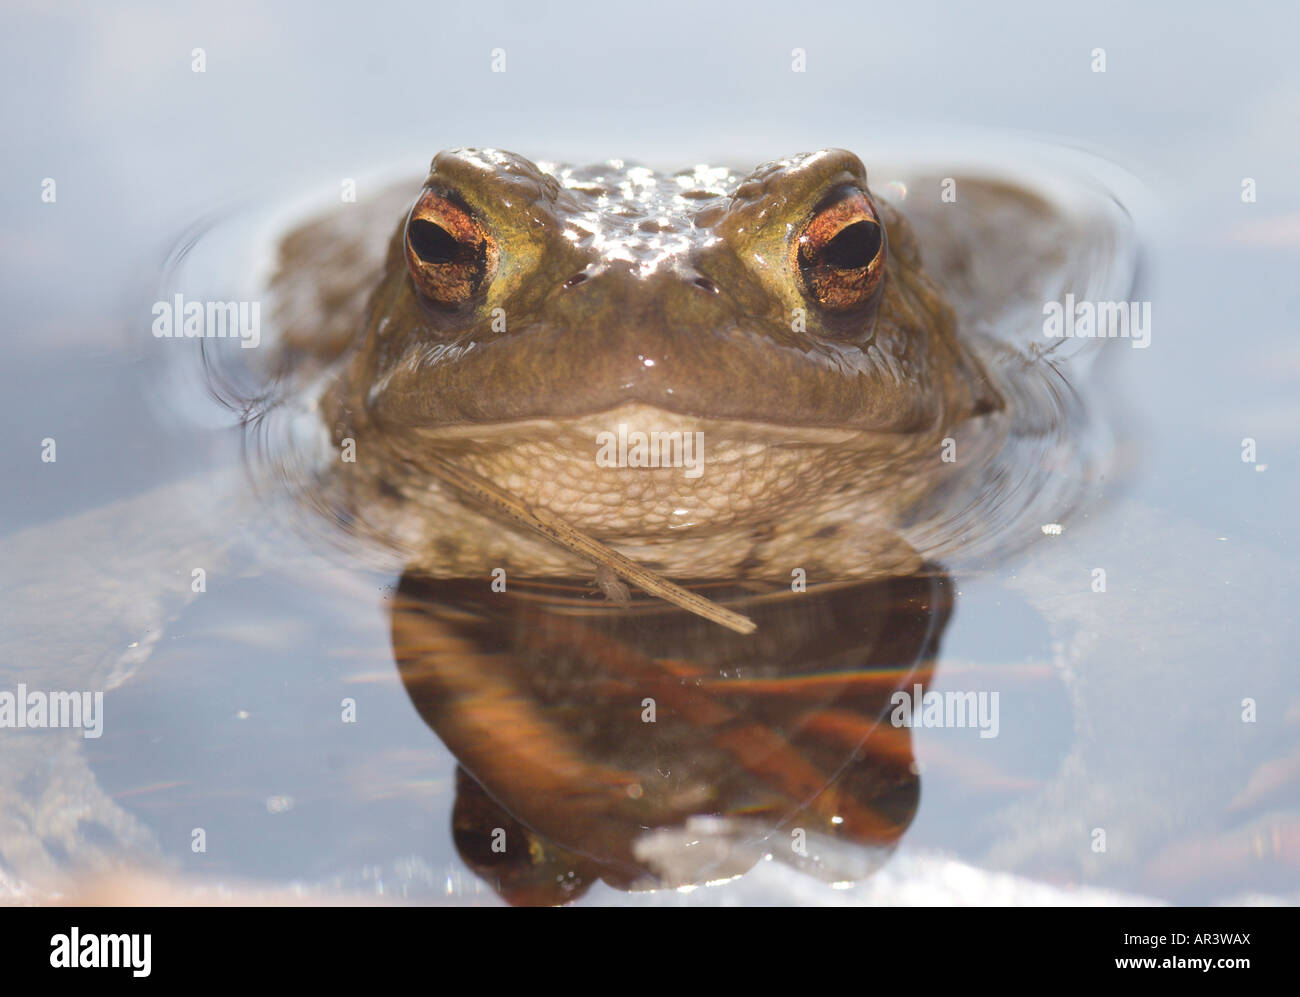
[392,570,952,905]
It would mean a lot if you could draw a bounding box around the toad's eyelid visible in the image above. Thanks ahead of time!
[804,192,878,245]
[812,183,873,212]
[408,193,487,253]
[415,186,479,217]
[412,191,466,221]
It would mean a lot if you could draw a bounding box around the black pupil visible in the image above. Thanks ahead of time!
[409,219,463,264]
[822,221,881,269]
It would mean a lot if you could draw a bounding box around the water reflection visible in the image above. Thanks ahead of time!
[391,570,952,904]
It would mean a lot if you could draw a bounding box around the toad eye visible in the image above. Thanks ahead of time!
[404,189,498,305]
[795,187,887,312]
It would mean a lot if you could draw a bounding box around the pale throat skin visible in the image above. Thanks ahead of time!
[302,148,1005,582]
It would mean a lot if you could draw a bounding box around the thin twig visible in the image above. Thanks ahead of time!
[425,454,757,635]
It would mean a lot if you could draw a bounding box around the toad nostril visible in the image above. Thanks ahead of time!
[693,276,719,294]
[562,272,588,289]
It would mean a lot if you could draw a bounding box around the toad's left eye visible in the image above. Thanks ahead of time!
[404,189,497,306]
[795,187,887,312]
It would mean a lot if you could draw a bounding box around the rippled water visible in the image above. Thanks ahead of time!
[3,1,1298,905]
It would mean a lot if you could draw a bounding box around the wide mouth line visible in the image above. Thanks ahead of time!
[392,405,910,447]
